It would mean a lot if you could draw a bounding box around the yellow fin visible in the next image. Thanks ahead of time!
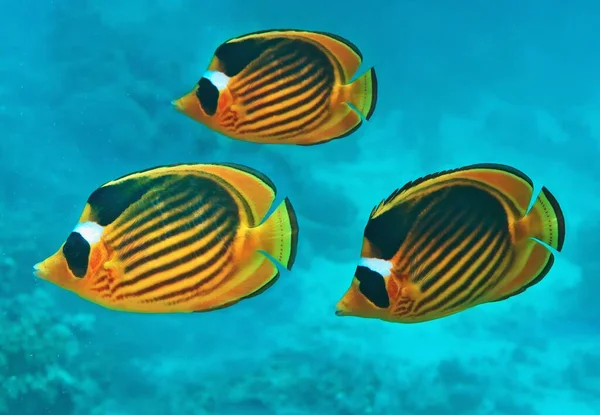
[198,162,278,226]
[284,30,364,82]
[370,163,537,219]
[254,197,299,270]
[486,186,565,303]
[189,196,298,312]
[344,67,378,120]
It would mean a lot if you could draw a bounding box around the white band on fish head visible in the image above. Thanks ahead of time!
[358,257,393,277]
[202,70,230,92]
[73,221,104,245]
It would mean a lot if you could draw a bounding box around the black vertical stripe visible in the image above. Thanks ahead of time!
[238,39,332,98]
[144,250,236,304]
[239,55,304,100]
[117,208,235,291]
[263,103,330,140]
[418,223,488,301]
[117,193,215,264]
[439,233,509,312]
[408,206,467,282]
[384,184,514,318]
[237,75,328,131]
[421,229,497,312]
[241,54,316,108]
[221,36,336,141]
[107,176,193,243]
[414,209,474,292]
[234,43,299,91]
[242,64,326,118]
[106,175,241,294]
[445,233,504,304]
[416,233,511,316]
[121,202,228,274]
[367,191,448,262]
[464,241,513,305]
[236,62,331,132]
[112,189,199,249]
[123,226,235,300]
[413,230,501,315]
[396,201,456,271]
[239,84,330,137]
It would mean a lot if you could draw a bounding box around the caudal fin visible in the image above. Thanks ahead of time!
[488,185,566,303]
[346,67,378,121]
[528,186,566,252]
[256,197,299,270]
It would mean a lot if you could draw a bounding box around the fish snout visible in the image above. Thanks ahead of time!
[171,93,206,122]
[171,98,185,112]
[33,261,47,280]
[335,299,351,317]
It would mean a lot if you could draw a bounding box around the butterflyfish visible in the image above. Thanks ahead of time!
[335,163,566,324]
[33,163,299,313]
[172,29,378,146]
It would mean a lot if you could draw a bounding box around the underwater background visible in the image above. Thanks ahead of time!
[1,0,599,414]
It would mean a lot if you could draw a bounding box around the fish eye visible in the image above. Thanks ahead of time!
[62,232,90,278]
[355,265,390,308]
[195,77,219,116]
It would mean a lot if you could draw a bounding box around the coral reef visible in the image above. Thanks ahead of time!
[0,255,97,414]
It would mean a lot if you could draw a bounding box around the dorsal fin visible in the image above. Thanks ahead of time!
[369,167,462,220]
[370,163,532,220]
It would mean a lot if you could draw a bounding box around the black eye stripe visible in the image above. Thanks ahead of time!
[356,265,390,308]
[63,232,90,278]
[196,77,219,116]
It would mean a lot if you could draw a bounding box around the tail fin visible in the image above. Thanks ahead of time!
[256,197,299,270]
[346,67,378,121]
[527,186,566,252]
[488,186,566,303]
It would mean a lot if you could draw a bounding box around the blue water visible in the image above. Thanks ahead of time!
[1,1,599,414]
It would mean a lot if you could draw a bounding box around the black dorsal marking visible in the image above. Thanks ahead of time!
[214,37,284,77]
[196,77,219,116]
[355,265,390,308]
[87,177,167,226]
[63,232,90,278]
[364,200,422,260]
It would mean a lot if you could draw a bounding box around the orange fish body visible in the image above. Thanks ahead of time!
[335,163,566,324]
[173,29,378,146]
[34,163,299,313]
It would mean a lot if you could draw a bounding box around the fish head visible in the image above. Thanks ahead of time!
[172,70,232,128]
[335,258,392,320]
[33,221,111,298]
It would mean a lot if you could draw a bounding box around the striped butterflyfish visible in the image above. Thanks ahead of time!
[335,163,566,324]
[33,163,299,313]
[172,29,378,146]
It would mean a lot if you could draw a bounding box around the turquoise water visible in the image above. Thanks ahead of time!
[1,1,599,414]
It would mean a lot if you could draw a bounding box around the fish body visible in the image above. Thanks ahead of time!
[173,29,377,146]
[34,163,299,313]
[335,163,566,324]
